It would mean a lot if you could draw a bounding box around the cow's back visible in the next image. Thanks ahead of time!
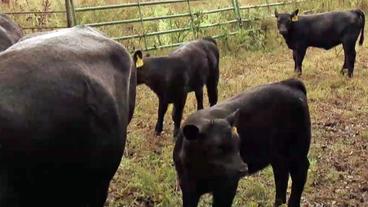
[170,39,219,89]
[170,38,218,66]
[294,10,363,49]
[186,79,311,173]
[0,26,135,207]
[0,26,133,136]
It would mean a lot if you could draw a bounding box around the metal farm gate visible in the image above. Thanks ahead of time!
[2,0,307,51]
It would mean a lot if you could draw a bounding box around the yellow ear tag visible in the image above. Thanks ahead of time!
[232,127,238,136]
[292,15,299,22]
[136,57,144,68]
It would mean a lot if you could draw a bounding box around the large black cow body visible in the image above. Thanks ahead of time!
[133,37,219,136]
[0,14,22,51]
[275,9,365,77]
[174,79,311,207]
[0,26,136,207]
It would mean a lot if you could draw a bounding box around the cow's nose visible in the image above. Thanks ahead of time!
[238,164,248,177]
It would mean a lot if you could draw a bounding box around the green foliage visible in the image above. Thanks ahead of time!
[1,0,65,31]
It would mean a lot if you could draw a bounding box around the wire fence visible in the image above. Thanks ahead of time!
[2,0,307,51]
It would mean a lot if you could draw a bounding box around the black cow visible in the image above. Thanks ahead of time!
[275,9,365,77]
[0,14,22,51]
[0,26,136,207]
[133,37,219,136]
[174,79,311,207]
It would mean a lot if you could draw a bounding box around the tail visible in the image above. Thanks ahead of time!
[202,36,217,45]
[355,9,365,45]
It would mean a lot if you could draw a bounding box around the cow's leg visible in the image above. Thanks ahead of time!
[181,180,201,207]
[347,48,356,78]
[342,42,356,78]
[194,88,204,110]
[272,161,289,206]
[294,48,306,76]
[212,180,239,207]
[155,98,169,135]
[172,94,187,137]
[87,179,110,207]
[288,158,309,207]
[206,76,218,107]
[292,50,297,71]
[183,191,200,207]
[341,49,348,75]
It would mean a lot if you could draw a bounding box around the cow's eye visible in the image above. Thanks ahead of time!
[218,145,228,153]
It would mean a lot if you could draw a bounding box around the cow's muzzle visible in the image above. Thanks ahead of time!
[279,30,288,35]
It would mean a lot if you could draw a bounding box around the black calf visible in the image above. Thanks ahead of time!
[174,79,311,207]
[275,9,365,77]
[133,37,219,136]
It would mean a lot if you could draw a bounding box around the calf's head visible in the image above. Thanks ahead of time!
[275,9,299,36]
[181,110,248,179]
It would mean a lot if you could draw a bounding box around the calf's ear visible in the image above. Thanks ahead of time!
[274,9,279,18]
[133,50,144,68]
[183,124,200,141]
[291,9,299,17]
[291,9,299,22]
[226,109,240,127]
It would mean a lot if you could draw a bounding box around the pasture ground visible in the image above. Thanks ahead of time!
[2,0,367,206]
[109,29,368,206]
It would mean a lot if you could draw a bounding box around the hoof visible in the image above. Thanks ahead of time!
[273,199,286,207]
[173,128,180,138]
[295,69,302,77]
[154,130,162,136]
[175,178,181,191]
[340,68,347,75]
